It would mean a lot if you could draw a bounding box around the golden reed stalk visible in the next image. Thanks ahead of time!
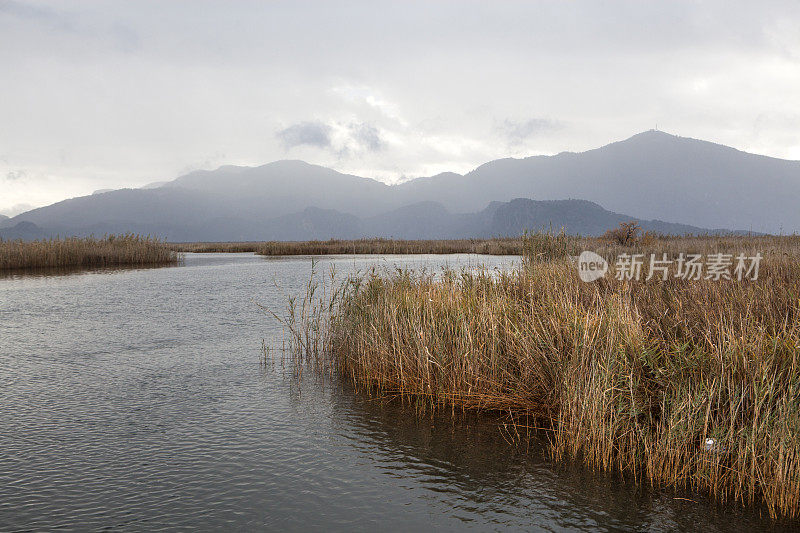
[282,233,800,520]
[0,234,178,271]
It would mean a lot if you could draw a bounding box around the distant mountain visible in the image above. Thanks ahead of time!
[208,198,716,241]
[393,131,800,233]
[163,160,394,218]
[0,197,714,241]
[140,181,168,189]
[488,198,709,236]
[363,202,478,239]
[5,131,798,239]
[266,207,362,241]
[0,221,50,240]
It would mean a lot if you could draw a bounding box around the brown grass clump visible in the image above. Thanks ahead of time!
[604,220,642,245]
[0,234,178,271]
[280,233,800,520]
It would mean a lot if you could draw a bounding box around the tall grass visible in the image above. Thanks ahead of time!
[279,233,800,519]
[256,237,525,256]
[169,242,263,253]
[0,234,178,271]
[172,234,800,258]
[167,238,524,255]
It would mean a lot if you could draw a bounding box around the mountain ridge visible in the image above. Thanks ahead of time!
[5,130,799,239]
[0,197,742,242]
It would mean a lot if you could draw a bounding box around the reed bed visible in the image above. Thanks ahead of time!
[172,234,799,258]
[280,234,800,520]
[0,234,178,271]
[256,237,525,256]
[169,242,262,253]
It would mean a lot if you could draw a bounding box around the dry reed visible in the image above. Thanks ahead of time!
[256,237,525,256]
[172,234,798,258]
[279,233,800,520]
[169,242,263,253]
[0,234,178,271]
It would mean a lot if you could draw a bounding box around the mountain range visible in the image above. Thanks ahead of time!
[2,130,797,241]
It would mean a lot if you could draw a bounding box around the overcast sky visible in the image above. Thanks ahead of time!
[1,0,799,216]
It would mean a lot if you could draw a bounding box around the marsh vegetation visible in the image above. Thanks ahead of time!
[170,237,526,255]
[0,234,178,271]
[168,241,264,253]
[278,232,800,520]
[169,231,793,258]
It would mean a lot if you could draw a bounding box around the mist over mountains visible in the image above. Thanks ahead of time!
[2,131,798,241]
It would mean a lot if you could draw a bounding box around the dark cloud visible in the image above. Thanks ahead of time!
[0,1,140,53]
[0,0,54,19]
[277,121,332,149]
[0,0,75,31]
[499,118,562,144]
[6,169,26,181]
[349,123,385,152]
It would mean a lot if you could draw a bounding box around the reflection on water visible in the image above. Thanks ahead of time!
[0,260,183,280]
[0,253,791,531]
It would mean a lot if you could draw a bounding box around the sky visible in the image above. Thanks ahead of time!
[1,0,799,216]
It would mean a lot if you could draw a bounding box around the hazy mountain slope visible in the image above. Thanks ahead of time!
[394,131,800,233]
[362,202,475,239]
[0,221,50,240]
[8,131,798,237]
[10,188,219,237]
[165,160,394,218]
[261,199,713,241]
[263,207,362,240]
[2,196,722,241]
[488,198,711,236]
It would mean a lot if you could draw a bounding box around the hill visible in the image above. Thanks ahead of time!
[6,131,797,239]
[393,131,800,233]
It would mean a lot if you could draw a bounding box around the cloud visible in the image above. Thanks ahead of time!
[277,120,385,156]
[0,1,139,52]
[348,123,385,152]
[499,118,562,144]
[331,84,406,125]
[6,169,26,181]
[277,121,332,149]
[0,202,35,217]
[3,1,800,208]
[176,152,228,175]
[0,0,74,31]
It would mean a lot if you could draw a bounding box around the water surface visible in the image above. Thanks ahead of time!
[0,253,790,531]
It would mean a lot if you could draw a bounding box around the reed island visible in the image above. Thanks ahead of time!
[281,231,800,520]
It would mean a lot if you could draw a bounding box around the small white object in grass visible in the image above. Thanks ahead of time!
[704,438,721,452]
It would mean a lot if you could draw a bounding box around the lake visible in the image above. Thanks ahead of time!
[0,253,788,531]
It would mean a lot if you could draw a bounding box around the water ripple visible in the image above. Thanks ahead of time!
[0,253,792,531]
